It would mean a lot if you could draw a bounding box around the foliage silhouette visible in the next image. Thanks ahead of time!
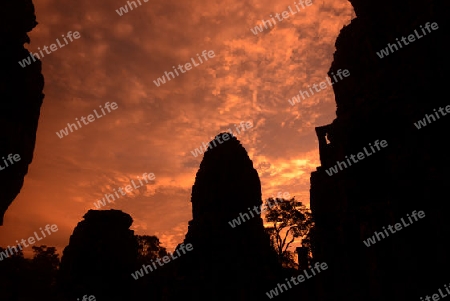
[30,245,60,295]
[136,235,168,264]
[0,245,60,301]
[264,197,314,268]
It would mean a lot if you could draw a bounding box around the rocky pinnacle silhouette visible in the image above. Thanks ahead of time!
[0,0,45,225]
[170,132,282,299]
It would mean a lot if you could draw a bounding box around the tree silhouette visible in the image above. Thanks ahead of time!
[135,235,168,264]
[0,245,60,301]
[31,245,59,282]
[264,197,314,268]
[31,245,59,268]
[134,235,170,300]
[0,246,26,300]
[30,246,60,300]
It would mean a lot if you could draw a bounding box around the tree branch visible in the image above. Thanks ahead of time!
[284,234,296,253]
[280,226,296,252]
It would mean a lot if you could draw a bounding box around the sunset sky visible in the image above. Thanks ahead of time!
[0,0,354,257]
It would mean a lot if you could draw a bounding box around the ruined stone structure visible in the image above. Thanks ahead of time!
[57,210,139,301]
[310,1,449,300]
[0,0,44,225]
[170,133,282,300]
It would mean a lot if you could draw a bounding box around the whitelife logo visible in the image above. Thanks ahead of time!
[266,262,328,298]
[115,0,149,16]
[77,295,96,301]
[325,140,388,176]
[93,172,156,209]
[18,31,81,68]
[153,50,215,87]
[131,243,193,280]
[250,0,313,35]
[362,210,425,247]
[0,224,59,261]
[376,22,438,59]
[56,102,118,139]
[0,153,21,171]
[190,122,253,158]
[420,283,450,301]
[413,105,450,129]
[287,69,350,106]
[228,194,289,228]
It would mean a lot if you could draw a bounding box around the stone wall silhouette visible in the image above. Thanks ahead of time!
[0,0,44,225]
[310,0,449,300]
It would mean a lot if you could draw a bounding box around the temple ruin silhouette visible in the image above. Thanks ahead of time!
[169,133,283,300]
[56,134,286,300]
[57,210,138,301]
[310,0,449,300]
[2,0,450,300]
[0,0,44,225]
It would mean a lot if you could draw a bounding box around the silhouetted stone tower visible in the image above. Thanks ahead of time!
[57,210,138,301]
[310,1,449,300]
[0,0,44,225]
[171,132,281,300]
